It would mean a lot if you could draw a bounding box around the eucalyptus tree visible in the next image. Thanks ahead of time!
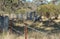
[15,7,26,20]
[36,4,60,19]
[49,0,60,5]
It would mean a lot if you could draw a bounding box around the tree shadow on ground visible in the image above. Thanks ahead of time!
[28,19,60,34]
[8,25,24,35]
[9,19,60,35]
[39,19,60,33]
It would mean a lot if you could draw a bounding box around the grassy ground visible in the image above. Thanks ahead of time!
[0,31,60,39]
[0,19,60,39]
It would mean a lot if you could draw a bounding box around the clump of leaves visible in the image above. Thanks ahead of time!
[37,4,60,18]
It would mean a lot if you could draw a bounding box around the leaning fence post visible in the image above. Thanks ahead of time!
[24,23,28,39]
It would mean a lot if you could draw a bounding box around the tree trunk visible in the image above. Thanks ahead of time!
[26,13,29,20]
[29,12,33,20]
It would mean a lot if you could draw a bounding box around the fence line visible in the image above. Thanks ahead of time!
[10,25,44,35]
[27,26,41,32]
[11,27,23,35]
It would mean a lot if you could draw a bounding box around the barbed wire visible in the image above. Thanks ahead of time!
[10,25,44,35]
[11,27,23,35]
[27,26,41,32]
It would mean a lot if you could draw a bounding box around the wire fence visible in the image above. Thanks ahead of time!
[10,25,43,39]
[10,25,43,34]
[0,15,60,39]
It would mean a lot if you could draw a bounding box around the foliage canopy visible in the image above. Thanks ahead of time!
[37,4,60,17]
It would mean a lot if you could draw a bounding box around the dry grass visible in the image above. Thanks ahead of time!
[0,31,25,39]
[28,32,60,39]
[0,31,60,39]
[3,20,59,39]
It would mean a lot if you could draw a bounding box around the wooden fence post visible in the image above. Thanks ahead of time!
[24,23,28,39]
